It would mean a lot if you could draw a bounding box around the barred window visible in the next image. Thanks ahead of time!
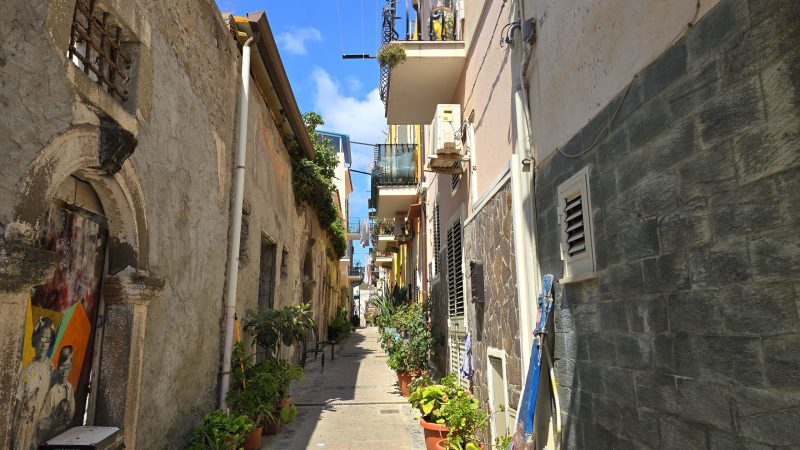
[69,0,132,102]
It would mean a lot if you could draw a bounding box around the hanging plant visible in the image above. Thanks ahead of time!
[377,43,407,69]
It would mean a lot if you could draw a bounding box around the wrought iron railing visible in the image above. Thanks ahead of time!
[348,217,363,234]
[379,0,462,108]
[348,266,365,278]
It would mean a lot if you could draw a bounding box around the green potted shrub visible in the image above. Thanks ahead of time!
[408,374,467,450]
[328,306,354,342]
[227,343,277,446]
[186,409,254,450]
[377,42,407,68]
[385,303,433,396]
[245,303,316,359]
[438,393,487,450]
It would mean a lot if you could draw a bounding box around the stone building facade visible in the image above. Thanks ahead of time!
[532,0,800,447]
[0,2,346,448]
[462,181,523,442]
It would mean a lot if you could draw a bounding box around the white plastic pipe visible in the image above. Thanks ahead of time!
[219,36,255,409]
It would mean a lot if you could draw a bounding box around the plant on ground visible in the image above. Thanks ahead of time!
[185,409,254,450]
[384,303,432,374]
[328,306,354,340]
[289,112,347,258]
[227,343,280,425]
[440,392,487,450]
[408,374,463,424]
[244,303,315,359]
[377,42,407,68]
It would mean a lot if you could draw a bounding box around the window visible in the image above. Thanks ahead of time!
[258,236,277,310]
[432,201,441,277]
[280,248,289,279]
[68,0,132,102]
[446,218,464,318]
[557,167,596,281]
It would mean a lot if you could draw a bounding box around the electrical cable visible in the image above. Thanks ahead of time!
[336,0,345,56]
[558,0,701,159]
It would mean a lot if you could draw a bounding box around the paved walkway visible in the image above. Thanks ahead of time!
[262,327,425,450]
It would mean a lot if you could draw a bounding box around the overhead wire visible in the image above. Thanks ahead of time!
[336,0,345,56]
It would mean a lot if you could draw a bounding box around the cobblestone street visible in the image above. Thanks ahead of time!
[262,327,425,450]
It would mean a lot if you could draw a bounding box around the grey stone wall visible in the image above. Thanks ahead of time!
[534,0,800,448]
[463,182,522,442]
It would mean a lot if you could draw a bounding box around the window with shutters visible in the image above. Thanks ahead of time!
[446,218,464,318]
[557,167,596,282]
[433,202,441,278]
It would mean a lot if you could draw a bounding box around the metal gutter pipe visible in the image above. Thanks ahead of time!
[219,35,255,408]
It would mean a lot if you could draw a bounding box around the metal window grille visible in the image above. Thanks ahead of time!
[564,194,586,256]
[446,219,464,318]
[69,0,131,102]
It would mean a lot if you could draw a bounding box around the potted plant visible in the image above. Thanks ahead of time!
[186,409,254,450]
[377,42,407,68]
[328,306,354,342]
[408,374,453,450]
[227,344,276,446]
[437,393,487,450]
[245,303,316,359]
[385,303,433,396]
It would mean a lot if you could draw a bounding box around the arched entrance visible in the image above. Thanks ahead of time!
[3,125,161,449]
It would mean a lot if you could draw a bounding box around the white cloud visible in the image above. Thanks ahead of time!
[311,68,387,171]
[278,27,322,55]
[345,76,362,93]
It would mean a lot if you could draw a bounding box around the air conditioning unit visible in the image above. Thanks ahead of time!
[432,104,462,155]
[426,104,466,174]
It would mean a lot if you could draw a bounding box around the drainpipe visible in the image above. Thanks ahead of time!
[219,35,256,409]
[508,1,539,382]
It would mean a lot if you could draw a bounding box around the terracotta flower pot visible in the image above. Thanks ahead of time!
[419,418,449,450]
[242,426,263,450]
[397,371,428,397]
[278,395,292,408]
[262,415,282,435]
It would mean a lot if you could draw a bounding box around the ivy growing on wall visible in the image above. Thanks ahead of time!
[289,112,347,259]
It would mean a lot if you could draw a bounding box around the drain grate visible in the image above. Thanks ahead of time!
[296,401,407,407]
[380,409,399,414]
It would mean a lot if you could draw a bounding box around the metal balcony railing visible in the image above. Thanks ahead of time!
[348,217,363,234]
[348,266,365,278]
[371,144,417,212]
[380,0,463,107]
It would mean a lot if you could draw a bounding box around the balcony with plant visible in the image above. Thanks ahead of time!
[378,0,466,125]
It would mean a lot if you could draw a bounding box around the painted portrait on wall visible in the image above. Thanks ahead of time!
[11,204,107,450]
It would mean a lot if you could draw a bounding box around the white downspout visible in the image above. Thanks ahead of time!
[219,35,255,408]
[510,0,540,386]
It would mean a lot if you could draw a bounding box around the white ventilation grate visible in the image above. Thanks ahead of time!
[564,194,586,256]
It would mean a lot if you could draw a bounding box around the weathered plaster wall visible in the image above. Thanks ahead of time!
[534,0,800,447]
[457,0,514,198]
[463,181,521,443]
[522,0,719,162]
[0,0,240,448]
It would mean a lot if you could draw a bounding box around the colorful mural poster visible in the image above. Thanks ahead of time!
[11,204,106,450]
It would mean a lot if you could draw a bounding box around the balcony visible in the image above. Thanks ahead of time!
[380,0,466,124]
[347,265,364,282]
[371,144,417,218]
[347,217,363,241]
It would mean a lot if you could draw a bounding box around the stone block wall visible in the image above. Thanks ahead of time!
[463,181,522,441]
[533,0,800,447]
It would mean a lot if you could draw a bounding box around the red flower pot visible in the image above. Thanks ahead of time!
[242,426,263,450]
[419,418,449,450]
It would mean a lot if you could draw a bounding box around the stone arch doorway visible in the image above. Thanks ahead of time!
[2,125,161,449]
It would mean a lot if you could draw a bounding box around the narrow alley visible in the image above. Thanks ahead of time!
[262,327,425,450]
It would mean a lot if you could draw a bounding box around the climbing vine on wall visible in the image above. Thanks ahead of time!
[289,112,347,259]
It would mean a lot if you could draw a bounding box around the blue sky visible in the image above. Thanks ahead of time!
[223,0,387,266]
